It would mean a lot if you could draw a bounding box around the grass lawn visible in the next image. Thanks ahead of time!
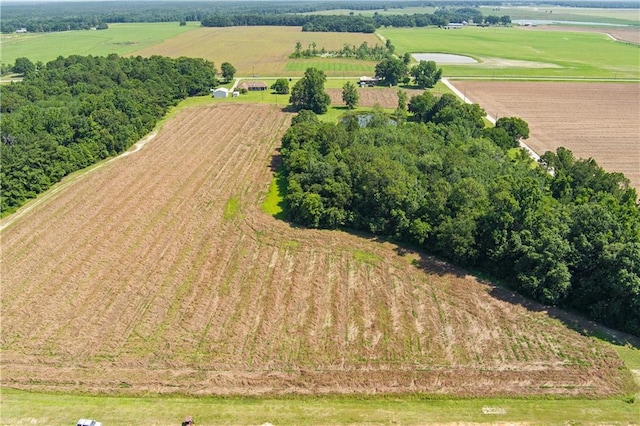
[0,22,200,67]
[380,26,640,79]
[2,388,638,425]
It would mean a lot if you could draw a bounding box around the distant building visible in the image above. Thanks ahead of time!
[15,28,27,33]
[211,87,229,98]
[238,81,267,91]
[444,23,464,29]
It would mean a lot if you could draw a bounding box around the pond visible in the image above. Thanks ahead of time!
[411,53,478,64]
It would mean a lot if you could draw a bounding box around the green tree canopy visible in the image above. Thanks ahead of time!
[13,57,35,75]
[496,117,529,145]
[289,67,330,114]
[342,81,359,109]
[374,57,408,87]
[410,60,443,89]
[271,78,290,94]
[220,62,236,82]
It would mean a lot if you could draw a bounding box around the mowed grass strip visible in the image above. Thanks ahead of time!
[0,22,200,66]
[2,388,639,425]
[130,26,382,77]
[380,26,640,79]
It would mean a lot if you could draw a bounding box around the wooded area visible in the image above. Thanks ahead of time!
[0,54,217,214]
[280,102,640,335]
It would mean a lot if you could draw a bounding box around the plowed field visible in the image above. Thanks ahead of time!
[450,81,640,190]
[0,103,632,396]
[326,87,424,109]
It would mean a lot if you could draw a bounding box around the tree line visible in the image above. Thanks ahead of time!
[202,14,378,33]
[3,0,635,33]
[0,54,217,215]
[290,40,394,61]
[279,81,640,336]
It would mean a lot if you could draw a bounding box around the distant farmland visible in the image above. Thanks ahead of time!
[0,22,200,66]
[449,81,640,190]
[1,103,633,397]
[131,26,381,77]
[379,26,640,79]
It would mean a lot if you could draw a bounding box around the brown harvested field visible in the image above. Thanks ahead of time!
[450,81,640,190]
[131,26,380,77]
[326,87,425,108]
[522,25,640,44]
[0,103,634,397]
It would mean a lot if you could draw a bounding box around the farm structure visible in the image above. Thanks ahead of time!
[238,81,268,91]
[358,76,379,87]
[0,103,631,397]
[449,81,640,190]
[211,87,229,98]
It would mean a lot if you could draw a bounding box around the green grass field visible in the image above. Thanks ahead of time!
[0,22,200,67]
[380,26,640,79]
[306,5,639,26]
[478,6,640,26]
[2,388,638,425]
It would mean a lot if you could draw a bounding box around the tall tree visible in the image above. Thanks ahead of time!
[220,62,236,82]
[375,57,408,86]
[410,60,443,89]
[289,67,330,114]
[342,81,359,109]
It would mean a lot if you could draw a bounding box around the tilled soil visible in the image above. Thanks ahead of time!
[449,81,640,190]
[0,103,633,396]
[326,87,425,109]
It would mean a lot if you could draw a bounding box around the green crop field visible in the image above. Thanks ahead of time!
[478,6,640,26]
[0,22,200,67]
[379,26,640,79]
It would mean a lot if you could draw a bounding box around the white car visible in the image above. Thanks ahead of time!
[77,419,102,426]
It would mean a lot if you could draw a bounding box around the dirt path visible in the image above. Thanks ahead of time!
[446,80,640,190]
[442,78,541,161]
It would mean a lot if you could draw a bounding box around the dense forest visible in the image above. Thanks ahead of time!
[0,54,217,214]
[3,0,636,33]
[280,100,640,336]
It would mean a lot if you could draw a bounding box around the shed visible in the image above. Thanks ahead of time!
[238,81,268,91]
[211,87,229,98]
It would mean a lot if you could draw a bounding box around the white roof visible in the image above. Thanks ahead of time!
[213,87,229,93]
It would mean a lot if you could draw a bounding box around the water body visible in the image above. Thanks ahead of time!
[513,19,630,27]
[411,53,478,64]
